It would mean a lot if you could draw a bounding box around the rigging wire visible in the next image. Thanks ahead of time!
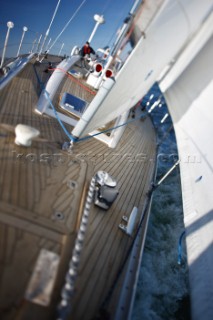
[0,42,35,50]
[100,0,112,15]
[32,64,146,144]
[47,0,87,54]
[103,0,134,48]
[44,90,74,142]
[39,0,62,54]
[80,0,112,46]
[101,0,144,73]
[98,191,153,315]
[43,85,146,144]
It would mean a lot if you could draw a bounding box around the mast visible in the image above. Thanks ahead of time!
[17,26,28,57]
[46,0,87,54]
[71,0,212,141]
[0,21,14,69]
[94,0,141,89]
[88,14,105,43]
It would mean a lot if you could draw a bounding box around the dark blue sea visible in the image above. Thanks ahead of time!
[132,84,190,320]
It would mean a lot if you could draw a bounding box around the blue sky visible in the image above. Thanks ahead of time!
[0,0,135,57]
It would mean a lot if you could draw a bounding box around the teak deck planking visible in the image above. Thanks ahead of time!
[0,56,156,320]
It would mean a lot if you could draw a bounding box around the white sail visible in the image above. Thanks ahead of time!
[72,0,213,138]
[160,31,213,320]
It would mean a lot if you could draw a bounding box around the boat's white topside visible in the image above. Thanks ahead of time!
[163,35,213,320]
[1,0,213,319]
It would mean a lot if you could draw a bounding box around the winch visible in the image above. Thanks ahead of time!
[94,171,119,210]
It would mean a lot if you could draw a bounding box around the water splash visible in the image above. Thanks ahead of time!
[132,84,190,320]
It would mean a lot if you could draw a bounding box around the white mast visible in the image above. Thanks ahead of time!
[0,21,14,69]
[47,0,87,54]
[93,0,138,89]
[16,26,28,57]
[72,0,213,139]
[88,14,105,43]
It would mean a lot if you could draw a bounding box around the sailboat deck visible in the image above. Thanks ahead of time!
[0,57,156,319]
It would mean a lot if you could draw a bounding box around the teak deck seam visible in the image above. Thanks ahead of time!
[0,56,156,320]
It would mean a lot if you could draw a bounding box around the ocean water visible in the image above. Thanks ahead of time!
[131,84,190,320]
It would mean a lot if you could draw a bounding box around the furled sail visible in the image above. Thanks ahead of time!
[72,0,213,139]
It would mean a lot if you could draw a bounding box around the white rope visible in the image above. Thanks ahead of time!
[47,0,87,54]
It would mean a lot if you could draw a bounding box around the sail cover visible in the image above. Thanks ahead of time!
[72,0,213,138]
[161,30,213,320]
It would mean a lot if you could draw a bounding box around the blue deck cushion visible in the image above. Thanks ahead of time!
[59,92,88,117]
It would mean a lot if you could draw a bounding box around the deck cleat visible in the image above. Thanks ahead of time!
[15,124,40,147]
